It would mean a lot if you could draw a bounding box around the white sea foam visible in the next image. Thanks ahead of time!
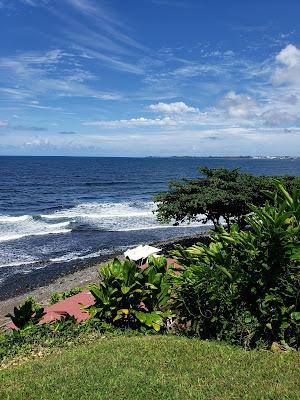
[49,246,129,264]
[0,259,41,268]
[39,201,160,231]
[0,246,126,268]
[49,221,70,228]
[49,250,102,263]
[0,228,72,243]
[0,247,122,268]
[120,222,209,232]
[0,215,30,222]
[0,217,72,243]
[0,200,205,243]
[41,201,155,220]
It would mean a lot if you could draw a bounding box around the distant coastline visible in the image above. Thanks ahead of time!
[145,155,300,160]
[0,155,299,159]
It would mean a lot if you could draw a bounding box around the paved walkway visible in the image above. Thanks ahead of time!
[40,291,94,323]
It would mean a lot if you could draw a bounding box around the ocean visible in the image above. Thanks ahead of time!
[0,156,299,299]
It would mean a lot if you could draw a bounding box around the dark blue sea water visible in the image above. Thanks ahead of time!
[0,156,299,298]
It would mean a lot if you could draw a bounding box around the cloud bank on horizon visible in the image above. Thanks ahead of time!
[0,0,300,156]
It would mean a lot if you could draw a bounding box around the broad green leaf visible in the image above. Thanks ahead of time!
[152,323,161,331]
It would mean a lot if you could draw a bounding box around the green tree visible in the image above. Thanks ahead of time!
[154,167,300,229]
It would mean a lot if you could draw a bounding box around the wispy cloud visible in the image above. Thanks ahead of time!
[83,116,179,128]
[66,0,145,51]
[0,87,32,100]
[72,45,144,75]
[2,0,146,77]
[0,49,123,104]
[46,0,146,74]
[25,102,63,111]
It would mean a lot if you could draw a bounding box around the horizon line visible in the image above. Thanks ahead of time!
[0,155,299,159]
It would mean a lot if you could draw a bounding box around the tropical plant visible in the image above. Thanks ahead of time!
[86,257,174,331]
[6,297,45,329]
[170,183,300,348]
[155,167,300,229]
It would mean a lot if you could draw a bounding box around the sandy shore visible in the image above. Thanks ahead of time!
[0,233,210,327]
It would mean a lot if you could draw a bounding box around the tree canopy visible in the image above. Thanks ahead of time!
[154,167,300,229]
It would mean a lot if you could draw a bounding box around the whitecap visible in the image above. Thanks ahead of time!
[0,228,72,243]
[0,200,206,243]
[0,215,30,222]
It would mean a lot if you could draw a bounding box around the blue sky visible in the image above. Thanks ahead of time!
[0,0,300,156]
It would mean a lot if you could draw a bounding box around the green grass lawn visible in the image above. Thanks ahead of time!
[1,335,299,400]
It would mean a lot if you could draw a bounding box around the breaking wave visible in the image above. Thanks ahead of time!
[0,200,205,243]
[0,217,72,243]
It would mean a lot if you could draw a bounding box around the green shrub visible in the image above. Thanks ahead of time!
[5,297,45,330]
[87,256,174,332]
[171,184,300,348]
[49,287,83,305]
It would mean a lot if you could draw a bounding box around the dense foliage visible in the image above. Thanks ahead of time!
[87,256,174,331]
[171,184,300,348]
[155,167,300,229]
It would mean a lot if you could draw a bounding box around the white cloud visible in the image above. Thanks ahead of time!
[218,90,299,127]
[83,116,178,128]
[25,137,50,146]
[219,91,258,119]
[276,44,300,68]
[272,44,300,86]
[149,101,198,113]
[0,120,8,128]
